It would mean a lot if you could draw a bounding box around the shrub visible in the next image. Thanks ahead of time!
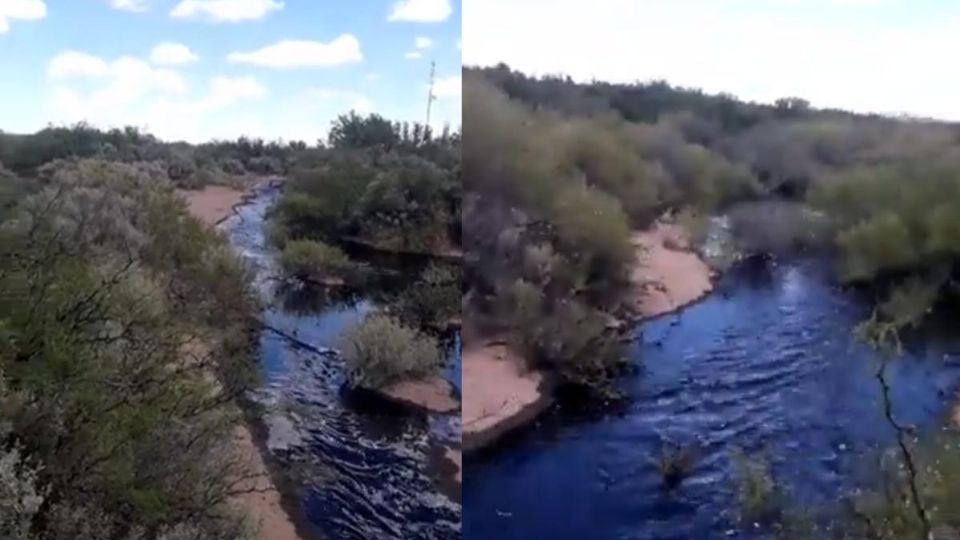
[338,314,443,388]
[279,239,355,283]
[728,200,830,256]
[733,450,783,525]
[219,158,246,175]
[656,442,698,488]
[836,212,916,282]
[391,263,461,329]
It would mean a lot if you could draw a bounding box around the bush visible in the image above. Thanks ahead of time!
[338,314,443,388]
[733,450,783,525]
[0,159,259,539]
[391,263,461,329]
[656,442,698,488]
[220,158,246,175]
[728,200,830,256]
[278,239,355,282]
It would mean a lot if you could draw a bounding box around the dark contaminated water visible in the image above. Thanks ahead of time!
[464,259,960,540]
[221,184,461,540]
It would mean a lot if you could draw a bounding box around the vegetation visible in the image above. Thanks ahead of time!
[464,63,960,389]
[0,123,303,189]
[338,314,443,389]
[278,238,357,284]
[461,64,960,538]
[0,158,261,538]
[656,442,699,488]
[463,67,763,391]
[269,113,461,256]
[389,263,461,330]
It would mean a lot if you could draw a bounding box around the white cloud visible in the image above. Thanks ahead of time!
[150,42,199,65]
[404,51,422,60]
[388,0,451,22]
[205,75,266,107]
[0,0,46,33]
[463,0,960,121]
[48,52,189,95]
[48,51,110,79]
[415,36,433,49]
[227,35,362,68]
[170,0,283,22]
[433,75,460,99]
[111,0,148,12]
[307,88,374,114]
[47,70,267,142]
[47,52,191,125]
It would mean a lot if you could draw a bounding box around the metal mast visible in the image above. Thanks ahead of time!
[425,60,436,126]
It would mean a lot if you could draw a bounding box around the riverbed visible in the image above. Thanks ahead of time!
[463,259,960,539]
[221,184,462,540]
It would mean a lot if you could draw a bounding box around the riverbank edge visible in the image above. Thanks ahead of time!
[463,220,717,456]
[179,178,313,540]
[238,403,324,540]
[339,235,464,262]
[463,370,556,454]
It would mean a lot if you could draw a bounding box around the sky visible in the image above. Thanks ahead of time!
[0,0,461,143]
[463,0,960,121]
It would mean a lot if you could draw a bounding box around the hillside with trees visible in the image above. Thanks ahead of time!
[464,64,960,393]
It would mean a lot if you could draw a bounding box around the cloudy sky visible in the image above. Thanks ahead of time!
[0,0,461,142]
[464,0,960,120]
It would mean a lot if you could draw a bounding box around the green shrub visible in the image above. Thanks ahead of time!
[733,450,783,525]
[656,442,698,487]
[279,239,355,282]
[836,212,916,281]
[338,314,443,388]
[391,263,461,329]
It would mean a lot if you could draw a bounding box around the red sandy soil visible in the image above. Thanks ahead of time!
[380,376,459,413]
[446,448,462,483]
[462,343,552,452]
[231,426,302,540]
[176,185,248,227]
[176,177,275,227]
[462,221,714,452]
[629,222,714,319]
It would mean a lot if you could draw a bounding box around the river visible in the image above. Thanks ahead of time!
[221,183,462,540]
[463,258,960,539]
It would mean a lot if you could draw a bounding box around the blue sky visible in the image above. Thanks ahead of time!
[465,0,960,121]
[0,0,461,142]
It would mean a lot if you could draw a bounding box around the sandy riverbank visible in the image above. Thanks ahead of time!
[176,177,276,227]
[380,376,460,413]
[629,221,715,319]
[180,180,306,540]
[463,220,715,453]
[462,343,553,452]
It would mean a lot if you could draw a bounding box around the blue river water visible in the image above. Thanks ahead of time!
[221,184,462,540]
[464,259,960,539]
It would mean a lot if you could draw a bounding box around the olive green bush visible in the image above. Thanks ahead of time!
[270,114,460,255]
[338,314,443,389]
[391,263,461,330]
[279,238,356,283]
[0,159,259,540]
